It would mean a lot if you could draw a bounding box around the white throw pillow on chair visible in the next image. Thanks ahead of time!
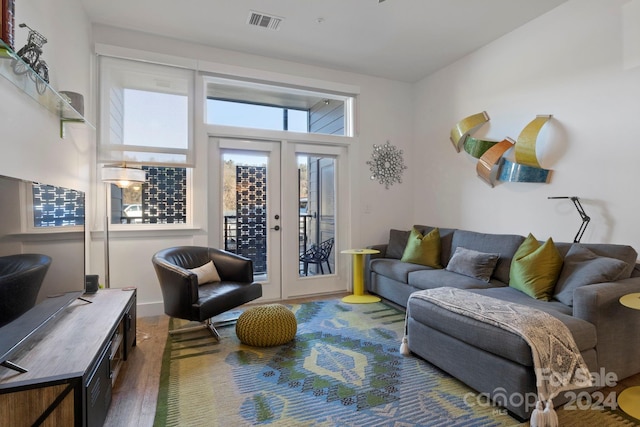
[189,260,221,285]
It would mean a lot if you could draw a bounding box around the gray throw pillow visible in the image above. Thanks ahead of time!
[553,244,628,306]
[387,229,410,259]
[445,247,500,282]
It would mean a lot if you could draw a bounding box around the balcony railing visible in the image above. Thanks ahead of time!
[224,214,313,255]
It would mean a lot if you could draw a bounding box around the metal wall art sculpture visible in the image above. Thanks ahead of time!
[450,112,553,187]
[476,138,514,186]
[450,111,490,153]
[366,140,407,189]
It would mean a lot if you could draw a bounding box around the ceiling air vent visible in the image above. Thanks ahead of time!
[247,11,283,31]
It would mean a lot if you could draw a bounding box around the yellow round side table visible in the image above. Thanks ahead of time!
[341,249,380,304]
[618,293,640,420]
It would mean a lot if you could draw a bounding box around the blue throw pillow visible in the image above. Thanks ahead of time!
[387,229,411,259]
[446,246,500,282]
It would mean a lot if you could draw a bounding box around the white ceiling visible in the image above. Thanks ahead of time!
[80,0,567,83]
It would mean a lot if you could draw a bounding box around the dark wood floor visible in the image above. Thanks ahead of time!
[105,314,169,427]
[105,296,640,426]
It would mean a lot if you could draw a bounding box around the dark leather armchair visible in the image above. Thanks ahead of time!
[152,246,262,340]
[0,254,52,327]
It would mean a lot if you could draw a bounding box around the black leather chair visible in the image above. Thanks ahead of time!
[0,254,52,327]
[152,246,262,340]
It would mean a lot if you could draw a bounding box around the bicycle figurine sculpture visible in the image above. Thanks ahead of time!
[12,23,49,95]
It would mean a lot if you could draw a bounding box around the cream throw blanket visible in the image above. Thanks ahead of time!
[401,287,593,427]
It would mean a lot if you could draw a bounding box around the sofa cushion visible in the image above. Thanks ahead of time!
[413,225,456,267]
[408,269,506,290]
[481,288,594,362]
[408,287,595,367]
[474,287,572,316]
[449,230,525,284]
[401,228,442,268]
[370,258,432,283]
[576,243,638,279]
[555,242,573,258]
[509,234,563,301]
[553,245,629,306]
[445,247,500,282]
[386,229,411,259]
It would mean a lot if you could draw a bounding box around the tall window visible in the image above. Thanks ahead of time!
[99,56,195,226]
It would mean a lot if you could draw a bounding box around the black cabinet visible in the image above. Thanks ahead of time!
[84,290,137,427]
[124,293,137,359]
[85,344,112,427]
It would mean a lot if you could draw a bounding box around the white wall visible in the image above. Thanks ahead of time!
[0,0,94,292]
[413,0,640,250]
[0,0,93,190]
[91,25,414,315]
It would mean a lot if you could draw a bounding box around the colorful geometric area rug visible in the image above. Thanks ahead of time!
[153,300,639,427]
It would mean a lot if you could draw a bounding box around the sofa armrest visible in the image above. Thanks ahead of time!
[208,248,254,283]
[152,258,200,308]
[573,277,640,379]
[364,244,388,292]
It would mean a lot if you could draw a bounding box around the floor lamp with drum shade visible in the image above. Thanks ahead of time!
[101,165,146,288]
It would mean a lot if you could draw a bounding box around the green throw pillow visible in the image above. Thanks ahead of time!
[401,227,442,268]
[509,233,563,301]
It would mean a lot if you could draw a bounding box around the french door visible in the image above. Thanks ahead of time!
[211,137,348,301]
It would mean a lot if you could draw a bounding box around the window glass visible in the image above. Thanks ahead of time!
[298,155,336,277]
[110,166,187,225]
[288,109,309,133]
[221,153,268,274]
[205,77,350,136]
[99,56,194,166]
[207,99,308,132]
[122,89,189,149]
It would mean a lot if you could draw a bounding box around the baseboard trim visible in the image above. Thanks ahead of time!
[137,301,165,318]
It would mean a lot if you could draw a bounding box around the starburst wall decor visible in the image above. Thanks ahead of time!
[366,140,407,189]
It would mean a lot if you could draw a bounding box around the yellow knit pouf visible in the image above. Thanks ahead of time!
[236,304,297,347]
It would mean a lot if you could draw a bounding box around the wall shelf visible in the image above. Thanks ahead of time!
[0,40,94,138]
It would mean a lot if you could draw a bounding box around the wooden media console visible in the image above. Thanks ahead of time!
[0,288,137,427]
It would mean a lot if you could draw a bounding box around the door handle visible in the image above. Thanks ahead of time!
[271,225,280,231]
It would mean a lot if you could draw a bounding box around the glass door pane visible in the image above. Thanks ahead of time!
[298,155,336,277]
[222,152,270,281]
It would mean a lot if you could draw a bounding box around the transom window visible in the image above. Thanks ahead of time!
[205,77,352,136]
[208,99,309,132]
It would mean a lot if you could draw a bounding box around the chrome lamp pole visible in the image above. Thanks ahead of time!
[100,165,146,288]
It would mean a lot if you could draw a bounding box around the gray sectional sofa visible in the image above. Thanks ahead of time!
[365,225,640,419]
